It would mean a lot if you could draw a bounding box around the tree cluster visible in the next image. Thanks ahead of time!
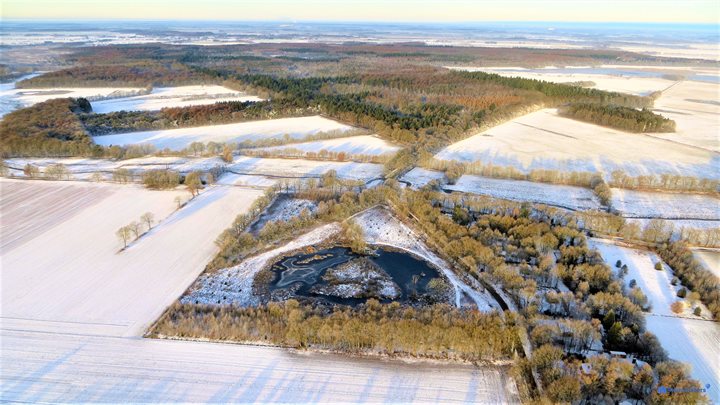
[150,299,521,362]
[561,102,676,133]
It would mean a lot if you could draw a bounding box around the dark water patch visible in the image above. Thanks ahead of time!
[267,246,446,306]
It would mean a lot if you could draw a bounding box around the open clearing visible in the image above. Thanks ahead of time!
[589,239,720,402]
[89,85,262,113]
[92,115,354,150]
[611,188,720,220]
[255,135,401,156]
[434,108,718,179]
[0,180,516,403]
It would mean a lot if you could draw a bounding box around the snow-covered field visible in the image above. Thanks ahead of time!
[0,328,518,403]
[92,116,354,150]
[589,239,720,402]
[400,167,446,187]
[434,108,718,179]
[0,82,261,118]
[445,175,602,211]
[90,85,262,113]
[0,179,517,403]
[447,65,720,153]
[228,156,384,181]
[447,66,676,96]
[5,156,227,180]
[611,188,720,220]
[648,80,720,152]
[0,178,263,337]
[353,207,501,311]
[255,135,400,156]
[0,83,143,117]
[5,154,383,183]
[692,249,720,278]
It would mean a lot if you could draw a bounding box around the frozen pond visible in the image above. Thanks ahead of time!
[266,246,446,306]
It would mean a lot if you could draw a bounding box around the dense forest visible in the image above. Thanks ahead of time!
[0,97,103,157]
[560,102,676,132]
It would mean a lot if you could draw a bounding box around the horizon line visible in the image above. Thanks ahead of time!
[2,18,718,26]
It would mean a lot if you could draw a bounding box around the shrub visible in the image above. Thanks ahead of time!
[654,262,663,271]
[670,301,684,314]
[677,288,687,298]
[693,307,702,316]
[142,169,180,189]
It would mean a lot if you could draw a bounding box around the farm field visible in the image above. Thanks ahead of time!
[228,156,384,181]
[444,175,602,211]
[648,80,720,152]
[0,85,144,117]
[447,65,720,152]
[0,179,519,403]
[611,188,720,220]
[5,156,226,180]
[255,135,400,156]
[446,66,676,95]
[434,108,717,179]
[0,178,263,336]
[91,115,355,150]
[90,85,262,113]
[589,239,720,402]
[0,328,518,403]
[5,155,384,184]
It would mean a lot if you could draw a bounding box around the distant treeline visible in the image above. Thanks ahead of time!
[16,62,214,88]
[560,103,676,133]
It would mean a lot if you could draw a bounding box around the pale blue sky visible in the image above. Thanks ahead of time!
[2,0,719,23]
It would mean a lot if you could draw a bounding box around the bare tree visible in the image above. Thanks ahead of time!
[174,196,183,209]
[141,212,155,230]
[23,163,39,178]
[185,171,203,197]
[90,172,104,182]
[221,145,234,163]
[129,221,142,239]
[116,226,132,248]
